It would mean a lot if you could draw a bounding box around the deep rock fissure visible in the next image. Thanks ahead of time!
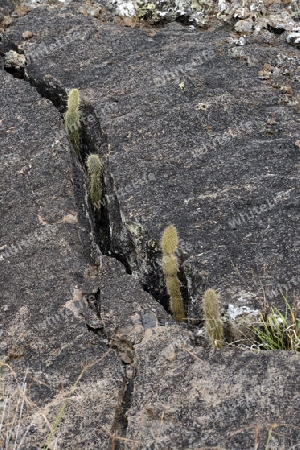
[2,41,195,339]
[2,57,175,438]
[1,36,193,323]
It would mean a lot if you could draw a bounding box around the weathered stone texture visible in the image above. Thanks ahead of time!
[0,69,124,449]
[5,8,299,317]
[127,328,300,449]
[1,4,299,449]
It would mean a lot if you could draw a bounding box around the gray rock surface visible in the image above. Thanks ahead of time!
[1,3,300,449]
[127,329,300,449]
[4,7,300,318]
[0,0,14,19]
[0,68,123,449]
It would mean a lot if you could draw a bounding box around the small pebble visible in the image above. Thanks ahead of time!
[23,30,33,39]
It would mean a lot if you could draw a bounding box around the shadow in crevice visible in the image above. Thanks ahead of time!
[16,67,187,321]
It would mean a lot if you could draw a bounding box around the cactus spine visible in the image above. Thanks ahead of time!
[203,288,223,348]
[65,89,80,155]
[161,225,185,322]
[86,154,103,209]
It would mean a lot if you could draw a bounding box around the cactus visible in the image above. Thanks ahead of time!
[86,154,103,208]
[162,254,178,277]
[67,88,79,111]
[65,89,80,155]
[203,288,223,348]
[161,225,178,255]
[161,225,185,322]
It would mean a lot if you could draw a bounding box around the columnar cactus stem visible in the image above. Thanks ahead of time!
[86,154,103,209]
[65,88,80,155]
[161,225,185,322]
[203,288,224,348]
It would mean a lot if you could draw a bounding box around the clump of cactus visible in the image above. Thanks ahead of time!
[203,288,223,348]
[65,88,80,155]
[161,225,185,322]
[86,154,103,209]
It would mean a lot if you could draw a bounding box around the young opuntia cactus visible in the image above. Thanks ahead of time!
[65,88,80,155]
[203,288,223,348]
[161,225,185,322]
[86,154,103,209]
